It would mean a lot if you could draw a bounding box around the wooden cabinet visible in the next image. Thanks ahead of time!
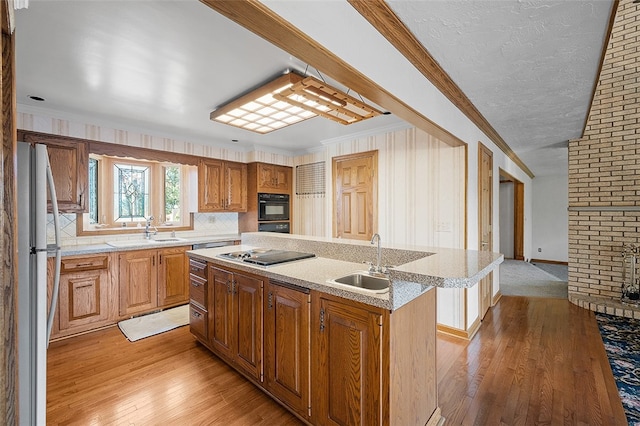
[18,130,88,213]
[119,246,189,316]
[256,162,292,193]
[208,265,264,382]
[50,254,115,338]
[188,258,208,341]
[265,280,311,420]
[312,291,384,425]
[198,158,247,212]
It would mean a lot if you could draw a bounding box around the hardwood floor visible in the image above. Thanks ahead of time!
[47,296,626,425]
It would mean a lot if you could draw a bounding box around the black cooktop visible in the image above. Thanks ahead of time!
[218,249,315,266]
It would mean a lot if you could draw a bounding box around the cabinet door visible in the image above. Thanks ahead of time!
[233,272,263,381]
[209,266,233,357]
[158,246,188,307]
[265,282,310,418]
[225,161,248,212]
[274,165,291,192]
[118,250,158,316]
[198,159,224,211]
[313,294,383,426]
[19,132,89,213]
[58,269,109,330]
[257,163,276,192]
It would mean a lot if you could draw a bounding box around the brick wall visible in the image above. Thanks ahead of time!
[568,0,640,319]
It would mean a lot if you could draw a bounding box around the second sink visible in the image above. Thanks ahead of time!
[329,271,390,293]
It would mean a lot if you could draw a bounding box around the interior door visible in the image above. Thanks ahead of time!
[332,150,377,240]
[478,143,493,320]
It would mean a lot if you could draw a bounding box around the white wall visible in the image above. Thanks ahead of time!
[531,175,568,262]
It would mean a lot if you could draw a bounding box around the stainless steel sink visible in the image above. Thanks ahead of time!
[328,271,390,294]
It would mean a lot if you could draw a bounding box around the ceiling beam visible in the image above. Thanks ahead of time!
[348,0,534,179]
[199,0,466,149]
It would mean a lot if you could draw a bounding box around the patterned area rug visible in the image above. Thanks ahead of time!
[596,312,640,425]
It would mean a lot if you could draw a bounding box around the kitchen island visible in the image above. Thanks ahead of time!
[187,232,502,426]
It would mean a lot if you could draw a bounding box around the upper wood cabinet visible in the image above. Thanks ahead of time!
[256,163,292,194]
[18,131,88,213]
[198,159,247,212]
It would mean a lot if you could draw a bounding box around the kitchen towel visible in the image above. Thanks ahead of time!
[118,304,189,342]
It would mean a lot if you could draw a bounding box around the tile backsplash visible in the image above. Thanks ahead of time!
[48,212,239,246]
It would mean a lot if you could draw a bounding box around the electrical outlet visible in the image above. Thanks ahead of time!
[538,248,542,252]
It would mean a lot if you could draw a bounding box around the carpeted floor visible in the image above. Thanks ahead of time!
[499,259,568,299]
[596,312,640,425]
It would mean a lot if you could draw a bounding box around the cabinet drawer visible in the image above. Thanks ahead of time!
[189,259,207,279]
[61,255,109,273]
[189,303,207,341]
[189,273,207,308]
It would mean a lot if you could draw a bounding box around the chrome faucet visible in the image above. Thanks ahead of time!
[144,215,157,239]
[370,233,382,274]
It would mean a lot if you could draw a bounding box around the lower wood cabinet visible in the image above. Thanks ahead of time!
[119,246,189,316]
[311,291,385,426]
[188,259,440,426]
[264,280,311,420]
[209,265,263,382]
[50,254,116,339]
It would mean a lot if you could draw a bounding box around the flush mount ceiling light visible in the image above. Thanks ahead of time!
[210,71,382,134]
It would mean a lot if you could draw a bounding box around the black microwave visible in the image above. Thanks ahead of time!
[258,193,290,221]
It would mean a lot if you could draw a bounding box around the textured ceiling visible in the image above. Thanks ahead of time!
[15,1,615,176]
[387,0,614,176]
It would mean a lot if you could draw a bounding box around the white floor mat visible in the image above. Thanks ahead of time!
[118,304,189,342]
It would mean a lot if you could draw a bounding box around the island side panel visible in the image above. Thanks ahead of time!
[389,287,439,425]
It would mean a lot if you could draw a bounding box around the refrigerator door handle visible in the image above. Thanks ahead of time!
[45,151,61,347]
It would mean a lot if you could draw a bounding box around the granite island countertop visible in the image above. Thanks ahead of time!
[188,232,503,311]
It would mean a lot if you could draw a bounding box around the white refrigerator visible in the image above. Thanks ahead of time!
[17,142,61,426]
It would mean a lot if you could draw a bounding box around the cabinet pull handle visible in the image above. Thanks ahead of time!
[192,310,201,318]
[75,284,93,289]
[159,255,162,265]
[192,281,201,287]
[268,291,273,310]
[320,308,325,332]
[232,279,237,294]
[79,193,83,206]
[227,280,231,294]
[75,262,93,267]
[152,256,155,267]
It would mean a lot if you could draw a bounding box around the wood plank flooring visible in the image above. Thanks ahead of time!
[47,296,626,425]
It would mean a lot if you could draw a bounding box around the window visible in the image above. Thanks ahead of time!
[87,154,195,230]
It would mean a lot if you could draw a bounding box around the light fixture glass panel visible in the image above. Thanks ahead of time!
[270,121,287,129]
[287,106,303,114]
[272,111,289,120]
[256,117,274,125]
[317,105,331,112]
[273,101,290,110]
[244,113,261,121]
[215,114,234,123]
[257,106,276,116]
[284,116,303,124]
[257,126,272,133]
[243,101,262,112]
[244,123,260,130]
[230,118,248,126]
[227,108,246,118]
[257,94,276,104]
[300,110,316,118]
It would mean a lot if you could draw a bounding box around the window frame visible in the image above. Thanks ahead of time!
[78,154,196,236]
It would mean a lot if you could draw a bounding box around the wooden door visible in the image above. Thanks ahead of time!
[157,246,188,307]
[265,282,310,418]
[118,250,158,316]
[313,293,382,426]
[209,266,233,356]
[198,158,224,211]
[233,272,263,381]
[225,161,247,211]
[333,150,377,240]
[478,143,493,319]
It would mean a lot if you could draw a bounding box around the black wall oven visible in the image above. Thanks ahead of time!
[258,193,289,222]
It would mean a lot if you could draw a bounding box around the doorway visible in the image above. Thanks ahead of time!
[332,150,378,240]
[499,169,524,261]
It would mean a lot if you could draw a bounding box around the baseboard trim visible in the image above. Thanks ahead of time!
[492,291,502,305]
[530,259,568,266]
[437,318,481,341]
